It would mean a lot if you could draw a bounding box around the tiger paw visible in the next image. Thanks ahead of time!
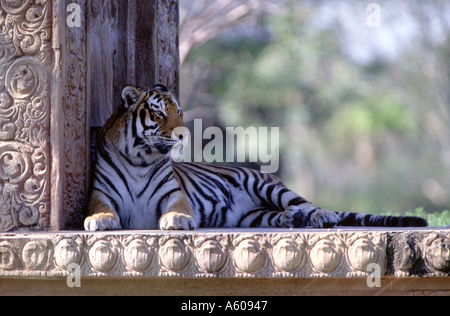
[84,212,122,231]
[309,209,340,228]
[160,211,196,230]
[281,206,308,228]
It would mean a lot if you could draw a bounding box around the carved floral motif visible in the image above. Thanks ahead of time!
[309,237,343,274]
[0,230,447,279]
[195,239,227,273]
[233,237,267,274]
[423,234,450,274]
[272,237,305,272]
[390,231,450,276]
[123,238,155,273]
[62,0,88,229]
[22,240,50,270]
[88,239,119,273]
[0,0,51,231]
[54,237,83,270]
[159,237,191,272]
[0,240,19,270]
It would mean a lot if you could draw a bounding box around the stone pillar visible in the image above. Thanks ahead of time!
[51,0,89,230]
[0,0,179,231]
[0,0,57,231]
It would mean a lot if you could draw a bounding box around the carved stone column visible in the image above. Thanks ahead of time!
[51,0,89,230]
[0,0,180,231]
[0,0,55,231]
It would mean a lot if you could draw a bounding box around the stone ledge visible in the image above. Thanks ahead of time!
[0,228,448,279]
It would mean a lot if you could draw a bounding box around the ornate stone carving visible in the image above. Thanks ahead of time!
[62,0,88,229]
[272,237,306,272]
[423,233,450,274]
[159,237,191,273]
[22,240,51,270]
[0,0,89,230]
[195,239,227,273]
[0,229,448,279]
[233,237,267,274]
[389,231,450,277]
[0,0,51,231]
[88,239,119,273]
[54,237,83,270]
[0,240,19,270]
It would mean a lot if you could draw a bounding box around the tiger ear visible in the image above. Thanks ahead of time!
[122,85,141,109]
[153,84,168,92]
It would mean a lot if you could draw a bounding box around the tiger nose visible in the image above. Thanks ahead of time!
[172,127,190,142]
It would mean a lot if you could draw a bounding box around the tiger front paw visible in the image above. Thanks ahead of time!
[281,206,308,228]
[160,211,196,230]
[84,212,122,231]
[309,209,340,228]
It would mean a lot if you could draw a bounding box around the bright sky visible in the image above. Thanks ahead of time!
[308,1,450,64]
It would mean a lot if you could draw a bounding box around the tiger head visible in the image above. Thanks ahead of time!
[102,84,189,162]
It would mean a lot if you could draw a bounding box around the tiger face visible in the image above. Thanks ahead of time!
[107,84,189,160]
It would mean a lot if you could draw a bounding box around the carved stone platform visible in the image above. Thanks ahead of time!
[0,228,448,279]
[0,228,448,295]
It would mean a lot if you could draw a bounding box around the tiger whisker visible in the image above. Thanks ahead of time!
[158,137,179,146]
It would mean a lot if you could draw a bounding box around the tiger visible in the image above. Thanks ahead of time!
[84,84,428,231]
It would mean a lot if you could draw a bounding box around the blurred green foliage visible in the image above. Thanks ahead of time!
[382,208,450,228]
[180,1,450,225]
